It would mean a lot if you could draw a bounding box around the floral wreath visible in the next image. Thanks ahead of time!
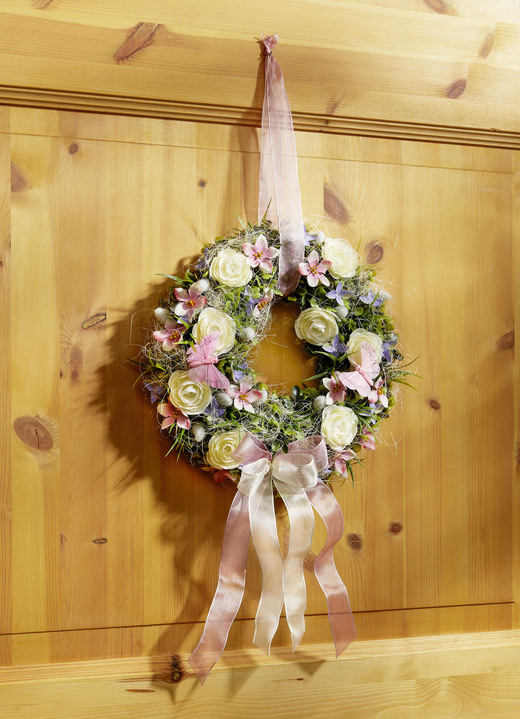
[141,220,406,484]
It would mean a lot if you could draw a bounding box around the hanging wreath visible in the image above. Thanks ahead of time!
[141,221,404,482]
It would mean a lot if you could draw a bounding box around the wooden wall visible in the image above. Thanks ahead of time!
[1,107,519,717]
[1,1,520,716]
[1,1,520,145]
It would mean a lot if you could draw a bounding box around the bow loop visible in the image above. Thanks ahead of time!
[236,457,271,496]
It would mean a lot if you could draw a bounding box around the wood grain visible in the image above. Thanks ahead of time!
[0,2,520,144]
[2,632,520,719]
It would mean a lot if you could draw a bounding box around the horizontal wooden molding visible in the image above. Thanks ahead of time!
[2,85,520,149]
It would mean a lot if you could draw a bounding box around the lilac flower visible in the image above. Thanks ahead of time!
[322,334,348,358]
[204,397,226,420]
[195,246,211,270]
[232,363,248,382]
[326,282,354,306]
[382,337,397,363]
[144,381,164,404]
[360,289,384,307]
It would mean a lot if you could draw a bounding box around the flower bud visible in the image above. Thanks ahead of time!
[216,391,233,408]
[336,305,349,320]
[313,395,327,411]
[154,307,167,320]
[191,423,206,442]
[241,326,256,342]
[191,278,210,294]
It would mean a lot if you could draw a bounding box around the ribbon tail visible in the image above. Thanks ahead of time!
[258,41,304,296]
[188,492,251,684]
[307,482,357,656]
[249,474,284,653]
[277,486,315,651]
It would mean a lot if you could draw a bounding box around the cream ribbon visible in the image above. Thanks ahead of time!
[237,451,319,652]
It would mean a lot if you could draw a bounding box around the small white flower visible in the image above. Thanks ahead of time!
[294,308,338,346]
[336,305,349,320]
[206,430,243,469]
[191,423,206,442]
[321,405,358,451]
[347,328,383,366]
[259,389,269,403]
[322,237,359,279]
[210,248,253,288]
[192,307,237,355]
[168,371,212,415]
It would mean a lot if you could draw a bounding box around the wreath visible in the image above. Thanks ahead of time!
[140,219,406,484]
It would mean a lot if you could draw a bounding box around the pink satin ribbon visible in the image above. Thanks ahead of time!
[258,34,305,296]
[188,434,356,684]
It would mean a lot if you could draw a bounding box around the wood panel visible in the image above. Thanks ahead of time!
[1,2,520,145]
[0,109,516,670]
[2,631,520,719]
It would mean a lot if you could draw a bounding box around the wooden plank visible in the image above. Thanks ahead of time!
[2,632,520,719]
[5,109,514,176]
[513,155,520,607]
[0,3,520,144]
[0,113,11,663]
[0,603,515,667]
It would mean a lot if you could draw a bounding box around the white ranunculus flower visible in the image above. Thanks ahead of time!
[206,429,243,469]
[294,308,338,346]
[347,328,383,366]
[321,405,358,451]
[210,248,253,287]
[322,237,359,279]
[168,370,212,415]
[192,307,236,355]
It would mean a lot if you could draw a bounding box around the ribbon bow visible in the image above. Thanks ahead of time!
[188,433,356,684]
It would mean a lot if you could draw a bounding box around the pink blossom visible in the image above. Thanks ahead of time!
[174,286,206,320]
[243,234,279,273]
[226,380,262,412]
[202,466,235,484]
[298,250,332,287]
[334,449,356,475]
[157,399,191,430]
[368,377,388,408]
[323,374,346,404]
[253,289,274,317]
[153,320,186,351]
[360,428,376,451]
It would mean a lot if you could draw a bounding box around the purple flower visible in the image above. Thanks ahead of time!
[232,363,248,382]
[326,282,354,306]
[322,334,348,358]
[360,289,384,307]
[195,247,211,270]
[204,397,226,419]
[382,337,397,363]
[144,381,164,403]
